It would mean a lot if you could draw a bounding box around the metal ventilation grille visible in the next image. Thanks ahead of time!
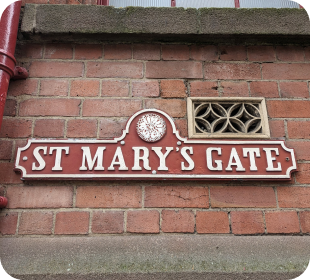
[109,0,171,7]
[187,98,270,139]
[176,0,235,8]
[239,0,299,8]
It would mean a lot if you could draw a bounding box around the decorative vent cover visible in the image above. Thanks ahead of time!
[187,97,270,139]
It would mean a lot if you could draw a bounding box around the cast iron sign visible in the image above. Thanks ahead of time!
[15,109,297,180]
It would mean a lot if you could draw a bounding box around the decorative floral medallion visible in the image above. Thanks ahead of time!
[136,113,166,142]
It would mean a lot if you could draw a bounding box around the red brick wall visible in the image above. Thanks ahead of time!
[1,43,310,236]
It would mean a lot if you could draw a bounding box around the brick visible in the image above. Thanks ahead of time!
[305,47,310,61]
[162,45,190,61]
[4,100,17,116]
[132,80,160,97]
[99,118,127,138]
[265,211,300,234]
[190,45,218,61]
[6,186,73,208]
[75,44,102,60]
[279,82,309,98]
[71,80,100,97]
[145,186,209,208]
[221,81,249,97]
[161,80,186,98]
[45,44,73,59]
[0,119,32,138]
[67,119,97,138]
[269,120,285,139]
[19,211,53,235]
[0,163,22,184]
[0,186,5,196]
[247,46,275,62]
[29,62,83,78]
[210,186,276,208]
[250,81,279,98]
[219,46,247,61]
[15,43,43,59]
[20,98,80,117]
[104,44,132,60]
[287,121,310,139]
[83,99,142,117]
[190,81,218,97]
[277,187,310,208]
[145,99,186,118]
[286,141,310,161]
[231,211,265,235]
[205,63,261,80]
[300,211,310,233]
[87,62,143,78]
[8,79,38,96]
[92,211,124,234]
[133,44,160,60]
[146,61,203,79]
[276,46,304,62]
[55,212,89,235]
[22,0,48,5]
[174,118,188,137]
[267,101,310,118]
[127,210,159,233]
[0,141,13,160]
[262,63,310,80]
[196,211,229,234]
[102,80,129,97]
[76,186,142,208]
[40,79,69,96]
[161,210,194,233]
[0,213,18,235]
[34,119,65,138]
[295,163,310,184]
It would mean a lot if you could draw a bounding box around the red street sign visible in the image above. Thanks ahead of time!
[15,109,297,180]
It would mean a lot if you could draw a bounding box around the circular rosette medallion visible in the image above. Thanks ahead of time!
[136,113,167,142]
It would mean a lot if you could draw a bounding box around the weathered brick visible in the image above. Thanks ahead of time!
[133,44,160,60]
[205,63,261,80]
[210,186,276,208]
[265,211,300,234]
[279,82,309,98]
[20,98,80,116]
[6,186,73,208]
[219,46,247,61]
[190,45,218,61]
[300,211,310,233]
[132,80,159,97]
[190,81,218,97]
[87,62,143,78]
[102,80,129,97]
[221,81,249,97]
[4,100,17,117]
[145,99,186,118]
[160,80,186,98]
[250,81,279,98]
[196,211,229,234]
[0,213,18,235]
[104,44,132,60]
[262,63,310,80]
[55,212,89,235]
[247,46,275,62]
[76,186,142,208]
[40,79,69,96]
[92,211,124,234]
[0,141,13,160]
[161,210,194,233]
[162,45,190,61]
[174,118,188,137]
[287,121,310,139]
[19,211,53,235]
[22,0,48,6]
[269,120,285,139]
[45,44,73,59]
[15,43,43,59]
[83,99,142,117]
[145,186,209,208]
[277,187,310,208]
[67,119,97,138]
[276,46,304,62]
[0,163,22,184]
[99,118,127,138]
[8,79,38,96]
[127,210,159,233]
[0,119,32,138]
[0,186,5,196]
[75,44,102,60]
[267,101,310,118]
[231,211,265,235]
[71,80,100,97]
[286,141,310,161]
[146,61,203,79]
[34,119,65,138]
[29,61,83,78]
[295,163,310,184]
